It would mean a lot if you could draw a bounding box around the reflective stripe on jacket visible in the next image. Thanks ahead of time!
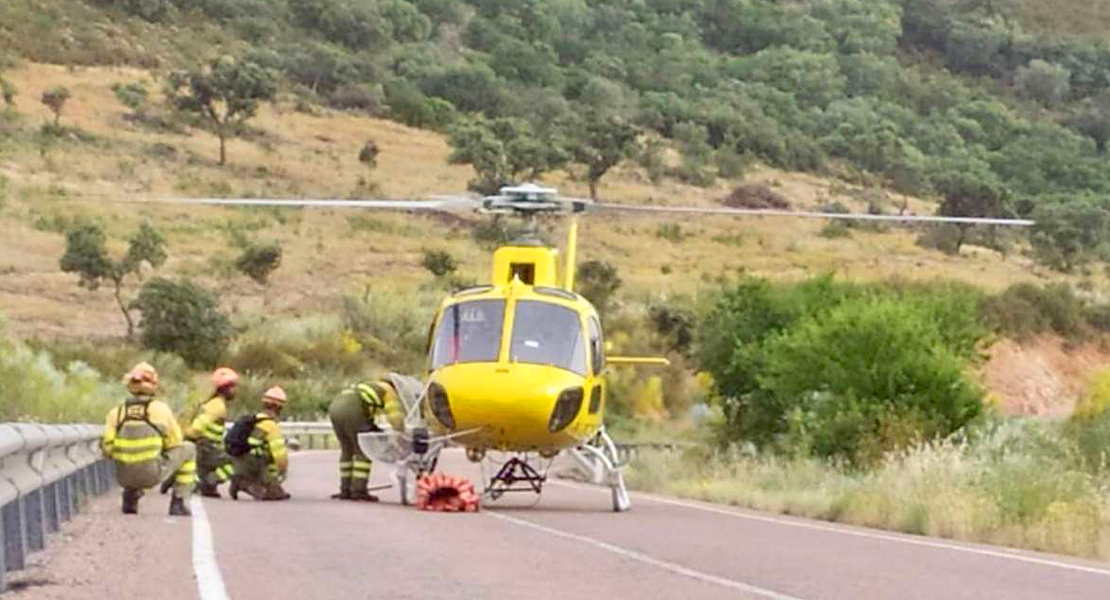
[186,396,227,443]
[103,398,183,464]
[249,412,288,475]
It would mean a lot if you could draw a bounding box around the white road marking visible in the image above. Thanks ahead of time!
[551,480,1110,577]
[485,510,802,600]
[190,497,231,600]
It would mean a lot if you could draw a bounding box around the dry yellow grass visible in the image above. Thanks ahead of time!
[0,63,1078,340]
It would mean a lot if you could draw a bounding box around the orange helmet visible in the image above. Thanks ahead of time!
[262,386,287,408]
[211,367,239,388]
[124,362,159,395]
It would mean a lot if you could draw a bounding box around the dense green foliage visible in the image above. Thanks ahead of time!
[33,1,1100,199]
[132,277,235,368]
[699,276,987,463]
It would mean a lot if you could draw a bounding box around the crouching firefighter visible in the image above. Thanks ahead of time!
[102,362,196,516]
[327,378,406,502]
[184,367,239,498]
[227,386,291,501]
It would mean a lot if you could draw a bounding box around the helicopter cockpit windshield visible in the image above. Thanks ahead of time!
[509,301,587,375]
[430,300,505,368]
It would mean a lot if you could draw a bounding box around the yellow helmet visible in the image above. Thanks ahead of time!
[124,362,159,395]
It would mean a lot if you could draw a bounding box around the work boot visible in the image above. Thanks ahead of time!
[262,492,292,501]
[199,481,221,498]
[122,489,142,514]
[229,479,240,501]
[349,491,379,503]
[330,490,351,500]
[168,496,192,517]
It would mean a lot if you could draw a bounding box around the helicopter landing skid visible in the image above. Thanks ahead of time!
[484,457,546,500]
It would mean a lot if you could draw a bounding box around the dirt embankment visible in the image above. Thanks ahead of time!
[981,336,1110,417]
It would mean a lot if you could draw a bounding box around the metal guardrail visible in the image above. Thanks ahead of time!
[0,424,112,593]
[280,421,694,462]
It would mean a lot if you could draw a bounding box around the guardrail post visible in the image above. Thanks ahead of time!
[10,425,47,556]
[36,426,63,533]
[1,424,25,591]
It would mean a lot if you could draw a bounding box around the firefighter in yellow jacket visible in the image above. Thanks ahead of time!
[327,378,405,502]
[185,367,239,498]
[103,362,197,516]
[228,386,291,501]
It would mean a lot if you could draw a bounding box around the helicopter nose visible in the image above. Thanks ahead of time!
[431,363,586,439]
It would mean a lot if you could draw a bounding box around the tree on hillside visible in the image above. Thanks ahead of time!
[133,277,234,368]
[448,116,568,194]
[166,56,277,166]
[932,165,1008,252]
[1015,60,1071,107]
[1068,91,1110,154]
[576,260,622,317]
[59,221,167,339]
[41,86,70,127]
[112,81,149,118]
[359,139,380,172]
[1029,199,1110,272]
[569,112,640,200]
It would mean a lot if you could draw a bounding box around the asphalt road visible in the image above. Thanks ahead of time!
[12,450,1110,599]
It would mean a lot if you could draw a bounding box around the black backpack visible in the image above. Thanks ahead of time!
[225,414,270,457]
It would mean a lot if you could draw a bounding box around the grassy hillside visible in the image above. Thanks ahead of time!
[0,60,1070,339]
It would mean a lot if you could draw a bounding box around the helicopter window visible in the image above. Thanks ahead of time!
[509,300,587,376]
[588,317,603,375]
[430,300,506,369]
[509,263,535,284]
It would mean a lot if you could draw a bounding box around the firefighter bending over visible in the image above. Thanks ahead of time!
[103,362,196,516]
[328,379,405,502]
[185,367,239,498]
[227,386,291,501]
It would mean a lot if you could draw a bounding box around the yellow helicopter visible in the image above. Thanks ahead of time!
[129,183,1035,511]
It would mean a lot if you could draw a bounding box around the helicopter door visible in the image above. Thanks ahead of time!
[587,317,604,414]
[588,317,603,375]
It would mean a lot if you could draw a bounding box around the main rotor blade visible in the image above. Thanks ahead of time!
[590,203,1035,226]
[102,197,480,211]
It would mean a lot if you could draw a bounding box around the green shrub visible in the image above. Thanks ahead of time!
[655,223,686,243]
[133,278,234,368]
[340,290,436,373]
[916,225,963,255]
[760,297,983,463]
[819,221,851,238]
[421,249,457,277]
[235,241,283,284]
[701,276,987,464]
[982,283,1087,340]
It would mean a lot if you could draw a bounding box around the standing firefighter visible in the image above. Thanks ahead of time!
[227,386,291,501]
[328,378,406,502]
[102,362,196,516]
[185,367,239,497]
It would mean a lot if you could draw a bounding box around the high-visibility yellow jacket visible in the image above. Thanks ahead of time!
[363,381,405,431]
[186,395,228,443]
[249,410,288,475]
[103,396,184,463]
